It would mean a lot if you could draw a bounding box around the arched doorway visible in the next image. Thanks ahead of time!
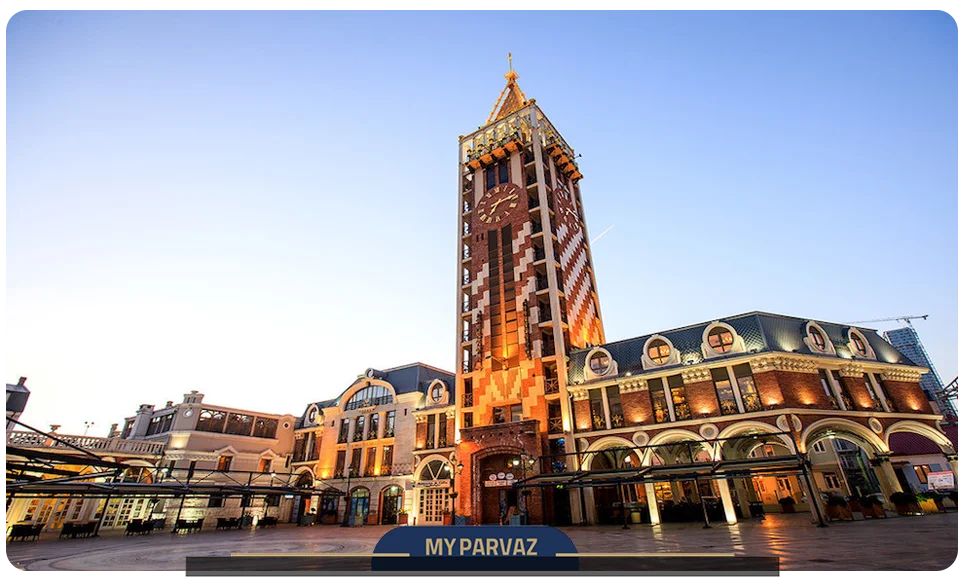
[587,447,642,525]
[415,459,452,525]
[478,452,528,525]
[803,418,895,508]
[380,486,404,525]
[349,487,370,526]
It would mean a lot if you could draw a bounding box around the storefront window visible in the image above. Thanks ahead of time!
[668,374,690,420]
[711,367,739,415]
[733,364,762,412]
[648,379,669,424]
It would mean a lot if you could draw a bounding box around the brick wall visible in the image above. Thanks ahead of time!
[621,390,652,426]
[684,380,721,417]
[881,379,930,414]
[752,371,785,408]
[840,376,874,410]
[574,398,591,432]
[415,421,428,450]
[775,371,833,410]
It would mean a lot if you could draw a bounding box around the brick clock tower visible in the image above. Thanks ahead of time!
[453,60,604,525]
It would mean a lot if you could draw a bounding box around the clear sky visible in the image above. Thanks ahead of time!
[6,11,958,435]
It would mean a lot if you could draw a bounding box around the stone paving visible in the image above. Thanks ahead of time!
[5,513,957,572]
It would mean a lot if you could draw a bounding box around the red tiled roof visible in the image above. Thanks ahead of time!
[889,425,957,456]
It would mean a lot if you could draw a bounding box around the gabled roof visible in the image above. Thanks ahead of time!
[567,311,919,384]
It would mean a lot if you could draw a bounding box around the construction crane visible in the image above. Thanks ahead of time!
[935,377,958,423]
[847,315,928,328]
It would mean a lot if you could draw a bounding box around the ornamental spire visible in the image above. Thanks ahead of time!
[486,52,527,124]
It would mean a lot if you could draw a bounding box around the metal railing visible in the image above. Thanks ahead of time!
[536,276,549,291]
[547,416,564,434]
[463,392,474,407]
[462,329,471,343]
[544,377,559,395]
[6,431,166,456]
[344,395,393,411]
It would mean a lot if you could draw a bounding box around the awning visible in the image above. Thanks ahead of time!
[5,480,342,499]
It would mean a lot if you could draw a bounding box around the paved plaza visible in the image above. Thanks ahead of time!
[5,513,957,572]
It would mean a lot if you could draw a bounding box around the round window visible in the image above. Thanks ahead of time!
[648,339,671,364]
[307,407,318,422]
[707,326,734,353]
[851,332,867,356]
[588,351,611,375]
[431,385,443,403]
[808,326,827,351]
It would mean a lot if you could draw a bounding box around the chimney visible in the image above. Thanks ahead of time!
[17,377,27,387]
[49,424,60,433]
[183,390,204,405]
[165,401,173,409]
[107,423,119,438]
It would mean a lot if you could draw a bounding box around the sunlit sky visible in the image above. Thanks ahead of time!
[6,11,958,435]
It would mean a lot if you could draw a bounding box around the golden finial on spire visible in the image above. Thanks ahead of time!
[505,51,519,82]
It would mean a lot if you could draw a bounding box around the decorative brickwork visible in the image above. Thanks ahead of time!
[683,379,721,418]
[881,379,930,414]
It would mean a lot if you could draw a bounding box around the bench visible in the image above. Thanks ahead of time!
[257,516,277,528]
[125,519,155,536]
[59,521,96,539]
[9,523,44,541]
[173,519,203,534]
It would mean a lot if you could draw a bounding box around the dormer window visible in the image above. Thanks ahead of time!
[851,332,867,356]
[708,326,734,354]
[648,340,671,365]
[588,351,611,375]
[846,328,876,360]
[431,384,443,403]
[809,326,826,350]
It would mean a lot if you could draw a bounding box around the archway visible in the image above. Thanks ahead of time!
[380,485,404,525]
[414,457,452,525]
[349,487,370,526]
[884,422,957,492]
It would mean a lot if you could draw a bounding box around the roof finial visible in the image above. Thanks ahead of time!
[504,52,519,83]
[508,52,513,71]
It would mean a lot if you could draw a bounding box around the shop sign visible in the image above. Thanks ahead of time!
[927,470,955,490]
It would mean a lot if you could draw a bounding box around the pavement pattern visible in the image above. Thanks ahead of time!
[5,512,957,572]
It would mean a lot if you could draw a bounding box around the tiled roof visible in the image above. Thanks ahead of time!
[296,363,455,426]
[567,311,919,384]
[889,425,958,456]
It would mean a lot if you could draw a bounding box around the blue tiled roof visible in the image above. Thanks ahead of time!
[296,363,455,426]
[567,311,918,384]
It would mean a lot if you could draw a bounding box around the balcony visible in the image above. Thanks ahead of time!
[544,377,559,395]
[462,273,470,286]
[425,437,435,450]
[536,276,549,291]
[538,308,552,323]
[367,428,379,441]
[548,416,564,434]
[528,196,540,210]
[337,433,348,444]
[462,359,471,372]
[344,395,393,411]
[462,201,471,214]
[463,222,471,236]
[463,392,474,407]
[534,248,546,262]
[6,431,166,456]
[383,427,395,439]
[352,430,364,442]
[461,301,471,313]
[462,247,471,260]
[462,329,472,343]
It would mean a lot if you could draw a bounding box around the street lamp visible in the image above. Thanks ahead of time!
[83,421,95,436]
[509,453,536,524]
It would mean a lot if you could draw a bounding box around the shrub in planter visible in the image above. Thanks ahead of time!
[857,495,885,518]
[890,492,921,515]
[397,510,409,525]
[825,495,853,521]
[917,491,944,513]
[441,508,453,526]
[778,496,796,513]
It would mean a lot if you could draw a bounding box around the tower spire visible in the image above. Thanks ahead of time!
[487,53,526,124]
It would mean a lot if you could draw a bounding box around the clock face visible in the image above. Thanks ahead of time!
[477,184,521,225]
[554,187,579,230]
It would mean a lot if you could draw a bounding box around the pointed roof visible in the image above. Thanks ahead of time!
[487,54,528,124]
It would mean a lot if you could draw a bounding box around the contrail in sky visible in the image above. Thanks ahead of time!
[590,224,615,245]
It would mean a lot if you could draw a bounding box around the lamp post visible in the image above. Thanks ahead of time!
[510,453,536,524]
[341,462,355,527]
[83,421,95,437]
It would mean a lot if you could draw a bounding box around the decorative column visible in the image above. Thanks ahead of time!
[715,479,737,524]
[871,454,904,510]
[733,479,752,518]
[645,483,661,526]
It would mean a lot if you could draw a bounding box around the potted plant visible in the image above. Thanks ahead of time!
[917,491,944,514]
[397,509,409,526]
[778,496,796,514]
[890,492,921,515]
[441,508,453,526]
[857,495,885,519]
[825,495,853,521]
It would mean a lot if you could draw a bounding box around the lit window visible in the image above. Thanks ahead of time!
[431,384,443,403]
[823,473,840,489]
[216,455,233,472]
[588,351,611,375]
[914,465,931,485]
[813,440,826,453]
[851,332,867,356]
[707,326,734,354]
[808,326,827,351]
[648,339,671,364]
[711,367,739,416]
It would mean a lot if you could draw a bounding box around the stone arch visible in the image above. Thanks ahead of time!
[884,420,955,454]
[717,421,795,460]
[643,428,712,466]
[580,436,644,471]
[339,379,398,411]
[414,454,453,481]
[801,417,888,455]
[294,469,315,488]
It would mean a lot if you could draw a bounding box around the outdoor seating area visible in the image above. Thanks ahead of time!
[257,516,278,528]
[215,515,256,530]
[58,521,97,539]
[8,523,45,541]
[124,519,158,536]
[173,519,203,534]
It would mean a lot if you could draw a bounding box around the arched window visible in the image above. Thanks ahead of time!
[647,339,671,364]
[707,326,734,354]
[419,459,453,481]
[345,385,393,410]
[587,349,613,376]
[851,332,867,356]
[196,410,226,433]
[252,417,278,439]
[809,326,826,351]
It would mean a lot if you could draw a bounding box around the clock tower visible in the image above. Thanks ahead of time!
[453,60,605,525]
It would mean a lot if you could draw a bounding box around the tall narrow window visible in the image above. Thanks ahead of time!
[350,448,362,475]
[733,364,762,412]
[712,367,739,416]
[463,412,474,428]
[493,406,507,424]
[648,379,669,424]
[368,413,379,440]
[365,447,377,477]
[668,374,691,420]
[873,373,896,411]
[605,385,624,428]
[819,373,840,409]
[426,414,436,449]
[862,374,884,411]
[498,161,509,184]
[217,455,233,472]
[384,411,396,438]
[510,404,523,422]
[382,445,394,474]
[589,389,606,431]
[830,370,854,410]
[438,415,448,447]
[354,416,365,441]
[335,450,346,478]
[338,419,350,443]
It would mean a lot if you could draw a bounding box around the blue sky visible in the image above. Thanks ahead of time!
[6,11,958,433]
